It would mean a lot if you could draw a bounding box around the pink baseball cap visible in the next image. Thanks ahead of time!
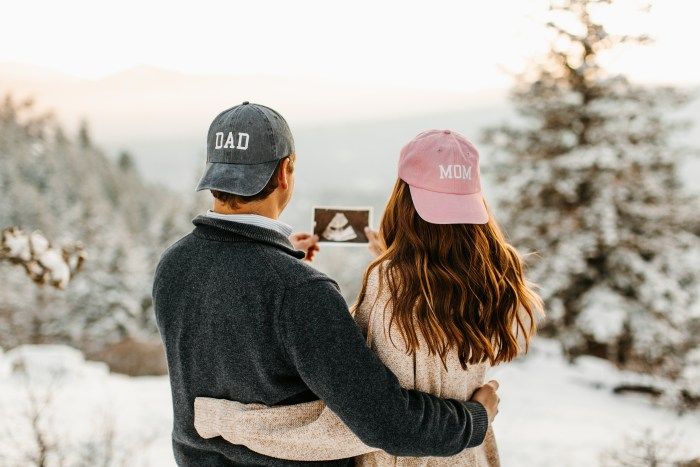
[398,129,488,224]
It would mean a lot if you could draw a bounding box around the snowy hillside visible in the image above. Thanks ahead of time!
[1,341,698,467]
[0,345,172,466]
[0,96,193,357]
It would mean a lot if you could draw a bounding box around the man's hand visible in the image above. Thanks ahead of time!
[364,227,386,258]
[289,232,320,262]
[470,380,500,424]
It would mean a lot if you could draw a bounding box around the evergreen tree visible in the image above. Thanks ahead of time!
[53,125,68,146]
[483,0,700,378]
[117,150,135,172]
[77,119,91,149]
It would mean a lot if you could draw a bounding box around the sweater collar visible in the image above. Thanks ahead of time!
[203,211,294,237]
[192,215,306,259]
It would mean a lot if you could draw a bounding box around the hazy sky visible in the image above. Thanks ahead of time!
[3,0,698,91]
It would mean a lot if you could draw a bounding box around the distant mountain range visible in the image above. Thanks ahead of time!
[0,61,504,136]
[0,62,508,189]
[1,62,697,207]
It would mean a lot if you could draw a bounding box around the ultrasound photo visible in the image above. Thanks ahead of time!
[312,207,373,245]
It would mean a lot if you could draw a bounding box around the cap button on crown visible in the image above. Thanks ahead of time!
[443,130,451,134]
[242,101,249,105]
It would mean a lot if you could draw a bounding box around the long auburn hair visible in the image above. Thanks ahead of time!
[355,179,543,369]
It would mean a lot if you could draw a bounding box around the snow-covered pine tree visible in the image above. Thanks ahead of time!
[483,0,700,378]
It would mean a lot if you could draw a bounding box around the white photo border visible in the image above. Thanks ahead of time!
[311,206,375,247]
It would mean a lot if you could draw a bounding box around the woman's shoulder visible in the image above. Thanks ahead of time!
[352,262,390,331]
[364,261,392,301]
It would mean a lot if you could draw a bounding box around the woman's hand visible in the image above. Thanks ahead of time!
[364,227,386,258]
[289,232,320,261]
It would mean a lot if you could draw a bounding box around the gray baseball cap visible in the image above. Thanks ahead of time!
[196,101,295,195]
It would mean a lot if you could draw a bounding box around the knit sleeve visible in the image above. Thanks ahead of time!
[193,397,376,461]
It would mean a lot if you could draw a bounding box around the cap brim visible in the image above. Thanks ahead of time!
[195,160,279,196]
[409,185,488,224]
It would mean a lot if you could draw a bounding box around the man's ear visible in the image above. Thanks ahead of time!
[278,158,291,190]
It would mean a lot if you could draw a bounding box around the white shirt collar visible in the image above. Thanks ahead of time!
[204,211,293,237]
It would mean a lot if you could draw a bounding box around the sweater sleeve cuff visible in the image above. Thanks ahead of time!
[463,400,489,448]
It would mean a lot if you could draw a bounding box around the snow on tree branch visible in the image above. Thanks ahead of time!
[0,227,86,289]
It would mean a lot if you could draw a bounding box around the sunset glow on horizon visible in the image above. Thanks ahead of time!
[2,0,699,92]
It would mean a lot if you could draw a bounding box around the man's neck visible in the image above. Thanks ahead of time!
[205,205,293,238]
[212,202,279,220]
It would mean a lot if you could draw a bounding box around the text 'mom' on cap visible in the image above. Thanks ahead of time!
[397,129,488,225]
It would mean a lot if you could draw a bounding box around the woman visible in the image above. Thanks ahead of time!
[194,130,543,466]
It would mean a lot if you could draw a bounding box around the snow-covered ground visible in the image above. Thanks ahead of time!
[489,341,700,466]
[0,340,698,466]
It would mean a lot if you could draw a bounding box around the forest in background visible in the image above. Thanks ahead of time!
[0,97,198,374]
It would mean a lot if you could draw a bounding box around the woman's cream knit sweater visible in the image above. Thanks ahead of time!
[194,267,500,466]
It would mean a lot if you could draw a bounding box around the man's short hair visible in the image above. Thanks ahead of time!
[211,155,295,209]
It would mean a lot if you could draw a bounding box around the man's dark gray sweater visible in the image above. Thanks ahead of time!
[153,215,488,466]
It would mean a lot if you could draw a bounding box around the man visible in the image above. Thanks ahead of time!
[153,102,499,466]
